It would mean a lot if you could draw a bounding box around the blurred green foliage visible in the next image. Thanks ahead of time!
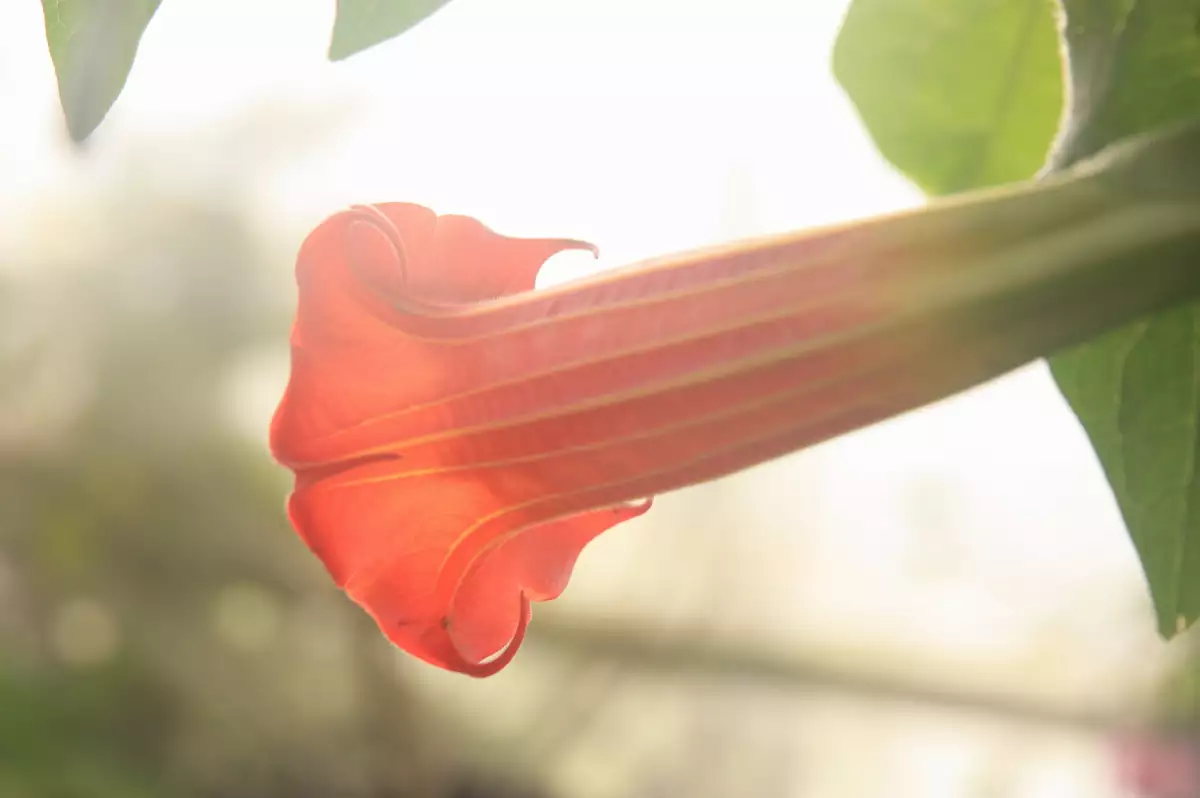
[832,0,1062,195]
[41,0,162,142]
[329,0,453,60]
[0,154,537,796]
[41,0,453,142]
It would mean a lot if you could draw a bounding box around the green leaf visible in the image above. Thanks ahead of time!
[41,0,162,143]
[328,0,451,61]
[1047,0,1200,638]
[832,0,1063,195]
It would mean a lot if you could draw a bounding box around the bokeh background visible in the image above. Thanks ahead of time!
[1,0,1196,796]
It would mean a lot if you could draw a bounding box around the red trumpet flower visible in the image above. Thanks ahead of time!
[270,125,1200,675]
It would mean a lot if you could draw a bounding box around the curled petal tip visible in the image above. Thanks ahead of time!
[543,236,599,263]
[450,596,532,678]
[344,215,407,296]
[572,239,600,259]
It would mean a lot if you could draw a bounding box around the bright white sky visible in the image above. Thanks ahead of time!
[0,2,1173,796]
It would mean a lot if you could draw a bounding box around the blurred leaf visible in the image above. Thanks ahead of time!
[832,0,1063,194]
[0,663,173,797]
[41,0,162,143]
[1047,0,1200,638]
[328,0,451,61]
[0,156,464,795]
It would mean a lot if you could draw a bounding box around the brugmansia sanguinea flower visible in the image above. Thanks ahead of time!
[271,123,1200,676]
